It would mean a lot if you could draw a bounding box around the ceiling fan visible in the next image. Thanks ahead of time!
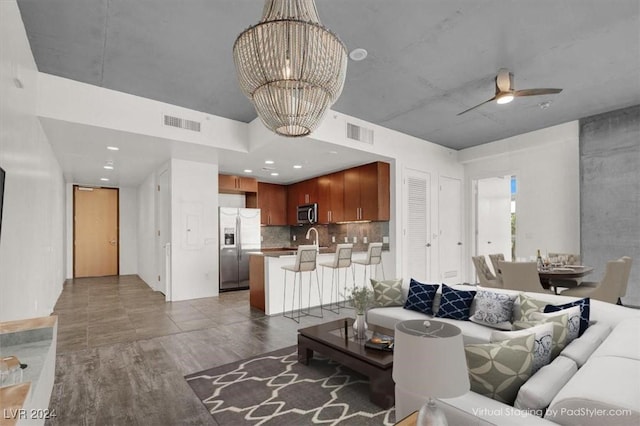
[457,68,562,116]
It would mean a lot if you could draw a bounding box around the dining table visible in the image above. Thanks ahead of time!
[538,265,594,294]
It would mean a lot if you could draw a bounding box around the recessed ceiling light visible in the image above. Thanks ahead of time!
[100,178,109,182]
[270,172,279,176]
[107,146,119,151]
[293,165,302,169]
[103,165,114,170]
[244,169,253,173]
[349,48,368,61]
[265,160,275,164]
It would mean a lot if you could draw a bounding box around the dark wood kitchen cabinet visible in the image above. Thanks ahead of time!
[258,182,287,225]
[219,174,258,193]
[343,162,390,221]
[318,171,345,224]
[286,178,319,225]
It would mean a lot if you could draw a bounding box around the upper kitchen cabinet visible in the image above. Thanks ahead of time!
[343,162,390,221]
[219,174,258,194]
[287,178,319,225]
[258,182,287,226]
[317,171,344,224]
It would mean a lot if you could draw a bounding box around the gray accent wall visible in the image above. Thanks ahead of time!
[580,105,640,306]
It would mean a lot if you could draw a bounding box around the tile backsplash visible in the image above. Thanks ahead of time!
[261,222,389,252]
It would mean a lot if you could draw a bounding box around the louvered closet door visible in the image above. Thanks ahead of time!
[404,169,431,282]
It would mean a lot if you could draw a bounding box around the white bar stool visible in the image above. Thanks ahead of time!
[353,242,385,286]
[320,243,355,313]
[282,245,323,322]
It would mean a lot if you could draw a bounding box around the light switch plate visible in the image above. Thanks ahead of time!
[383,236,389,243]
[344,237,349,243]
[352,236,357,243]
[363,236,368,243]
[332,236,336,243]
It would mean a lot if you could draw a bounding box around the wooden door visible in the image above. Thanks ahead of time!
[286,182,302,225]
[269,184,287,225]
[218,174,238,192]
[317,175,331,224]
[74,186,119,277]
[359,163,380,220]
[238,176,257,192]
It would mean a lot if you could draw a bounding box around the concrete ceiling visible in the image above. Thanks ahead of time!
[16,0,640,185]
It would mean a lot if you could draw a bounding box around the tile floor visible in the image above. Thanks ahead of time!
[47,275,345,425]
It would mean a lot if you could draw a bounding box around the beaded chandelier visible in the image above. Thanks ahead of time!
[233,0,348,137]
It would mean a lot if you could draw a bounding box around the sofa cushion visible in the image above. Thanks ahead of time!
[436,284,476,321]
[514,312,569,359]
[515,294,549,321]
[545,356,640,425]
[560,333,603,367]
[470,289,517,331]
[491,322,554,374]
[544,298,590,336]
[403,279,439,315]
[465,334,535,405]
[531,305,581,344]
[514,355,578,413]
[370,278,404,307]
[590,317,640,360]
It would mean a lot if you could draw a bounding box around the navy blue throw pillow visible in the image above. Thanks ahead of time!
[403,279,439,315]
[544,298,590,336]
[435,284,476,321]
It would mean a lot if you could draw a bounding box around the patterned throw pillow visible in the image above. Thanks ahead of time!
[403,279,439,315]
[515,294,548,321]
[514,312,569,359]
[470,290,517,330]
[370,279,404,307]
[435,284,476,320]
[465,334,535,404]
[544,298,590,336]
[531,305,581,344]
[491,322,554,374]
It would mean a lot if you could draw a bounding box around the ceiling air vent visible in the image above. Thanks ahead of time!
[163,114,201,132]
[346,122,374,144]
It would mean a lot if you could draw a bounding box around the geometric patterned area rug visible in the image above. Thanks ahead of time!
[185,346,396,425]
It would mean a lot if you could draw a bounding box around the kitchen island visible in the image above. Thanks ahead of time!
[249,248,393,315]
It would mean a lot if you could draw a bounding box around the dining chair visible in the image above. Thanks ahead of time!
[471,255,501,288]
[498,260,553,294]
[281,245,323,322]
[488,253,505,286]
[561,259,626,304]
[578,256,632,305]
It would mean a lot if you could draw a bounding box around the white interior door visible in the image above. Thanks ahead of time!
[439,176,462,284]
[157,169,171,298]
[404,169,431,282]
[476,176,512,264]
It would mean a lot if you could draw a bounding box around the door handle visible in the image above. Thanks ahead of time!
[426,243,431,247]
[109,240,117,246]
[457,242,462,246]
[487,241,492,244]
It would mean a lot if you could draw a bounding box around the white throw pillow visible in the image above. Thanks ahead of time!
[470,289,517,330]
[530,305,580,344]
[491,322,554,373]
[514,355,578,413]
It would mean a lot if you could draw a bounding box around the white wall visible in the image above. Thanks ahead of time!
[119,187,138,275]
[137,172,157,287]
[170,159,219,301]
[0,1,65,321]
[459,121,580,279]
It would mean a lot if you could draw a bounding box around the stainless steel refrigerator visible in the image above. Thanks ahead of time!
[219,207,261,291]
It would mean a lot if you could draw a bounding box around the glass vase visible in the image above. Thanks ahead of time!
[353,313,368,340]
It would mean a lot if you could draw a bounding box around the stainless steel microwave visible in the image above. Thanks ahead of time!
[297,203,318,224]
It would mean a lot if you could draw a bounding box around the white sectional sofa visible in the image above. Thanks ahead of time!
[367,284,640,425]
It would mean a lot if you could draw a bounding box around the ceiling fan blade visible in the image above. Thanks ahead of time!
[496,69,513,92]
[514,88,563,97]
[457,97,497,116]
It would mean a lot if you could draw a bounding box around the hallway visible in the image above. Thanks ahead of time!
[48,275,341,425]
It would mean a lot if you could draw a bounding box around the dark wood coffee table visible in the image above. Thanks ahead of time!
[297,318,395,409]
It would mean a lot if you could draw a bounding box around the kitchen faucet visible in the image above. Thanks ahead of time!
[305,227,319,251]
